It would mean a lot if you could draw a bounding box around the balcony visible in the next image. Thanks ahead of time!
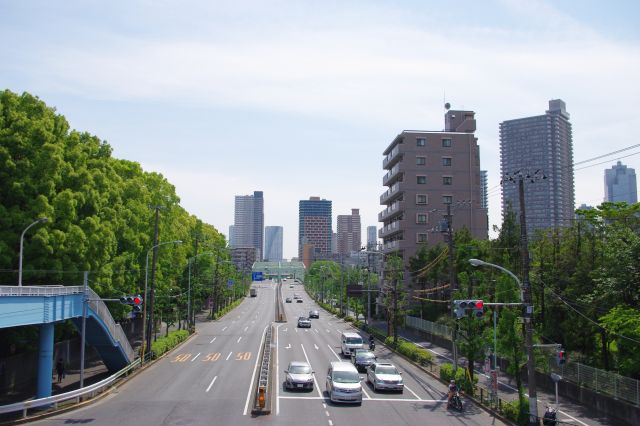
[382,164,402,187]
[382,146,402,169]
[379,220,404,239]
[380,182,403,205]
[378,200,405,222]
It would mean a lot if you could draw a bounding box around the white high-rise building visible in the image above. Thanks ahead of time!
[264,226,284,261]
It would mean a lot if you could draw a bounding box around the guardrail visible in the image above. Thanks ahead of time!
[0,285,84,296]
[252,325,273,414]
[0,358,141,418]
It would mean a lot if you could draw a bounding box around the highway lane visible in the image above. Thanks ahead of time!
[34,280,277,426]
[275,281,508,426]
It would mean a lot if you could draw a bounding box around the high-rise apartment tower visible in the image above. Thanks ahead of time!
[298,197,332,261]
[337,209,361,255]
[500,99,575,235]
[233,191,264,260]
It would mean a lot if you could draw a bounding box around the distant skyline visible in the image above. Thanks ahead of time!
[2,1,639,258]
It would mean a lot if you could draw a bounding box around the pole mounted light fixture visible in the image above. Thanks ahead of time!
[18,217,48,287]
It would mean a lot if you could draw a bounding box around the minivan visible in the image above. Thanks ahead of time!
[326,361,363,404]
[340,331,363,356]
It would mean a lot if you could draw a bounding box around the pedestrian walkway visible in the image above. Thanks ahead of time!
[368,319,616,426]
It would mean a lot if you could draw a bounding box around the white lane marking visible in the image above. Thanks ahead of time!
[244,326,249,332]
[361,383,372,400]
[404,384,421,400]
[243,325,268,416]
[210,337,217,344]
[328,421,333,426]
[304,329,309,333]
[295,328,298,333]
[206,376,218,392]
[327,344,342,360]
[300,344,323,399]
[275,323,284,415]
[326,329,331,333]
[314,344,319,350]
[277,396,447,402]
[285,344,291,349]
[191,352,201,362]
[222,326,228,331]
[314,328,319,334]
[325,410,330,417]
[226,351,233,361]
[237,336,243,343]
[283,328,288,332]
[323,403,327,409]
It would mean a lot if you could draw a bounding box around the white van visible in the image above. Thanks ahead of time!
[326,361,363,404]
[340,331,363,356]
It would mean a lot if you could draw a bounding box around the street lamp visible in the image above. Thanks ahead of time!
[142,240,182,359]
[18,217,48,286]
[469,258,535,418]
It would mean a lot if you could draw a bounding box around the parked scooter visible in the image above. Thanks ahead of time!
[542,405,557,425]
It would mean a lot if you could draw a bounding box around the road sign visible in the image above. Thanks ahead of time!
[227,279,234,288]
[346,285,363,296]
[252,272,263,281]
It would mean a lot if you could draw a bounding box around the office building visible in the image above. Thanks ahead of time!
[337,208,361,255]
[379,107,488,265]
[264,226,284,262]
[298,197,332,261]
[480,170,488,209]
[228,225,236,247]
[500,99,575,235]
[367,225,377,250]
[605,161,637,204]
[233,191,264,260]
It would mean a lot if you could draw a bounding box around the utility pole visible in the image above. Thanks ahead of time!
[445,203,459,371]
[210,256,220,319]
[518,176,538,425]
[146,205,161,351]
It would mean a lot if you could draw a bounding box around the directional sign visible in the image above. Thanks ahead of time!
[252,271,264,281]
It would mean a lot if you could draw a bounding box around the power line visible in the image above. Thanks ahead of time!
[574,144,640,165]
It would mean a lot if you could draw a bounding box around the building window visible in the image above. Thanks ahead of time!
[416,213,428,224]
[443,176,453,185]
[417,175,427,184]
[417,233,428,243]
[416,194,428,205]
[417,138,426,147]
[442,138,452,147]
[416,156,426,166]
[442,157,452,166]
[443,195,453,204]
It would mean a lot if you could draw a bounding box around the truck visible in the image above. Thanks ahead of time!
[250,288,257,297]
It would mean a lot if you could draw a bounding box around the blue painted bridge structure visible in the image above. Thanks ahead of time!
[0,285,135,399]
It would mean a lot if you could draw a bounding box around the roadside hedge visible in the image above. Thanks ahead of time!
[439,363,477,395]
[212,298,243,320]
[151,329,189,359]
[384,336,434,366]
[501,397,529,425]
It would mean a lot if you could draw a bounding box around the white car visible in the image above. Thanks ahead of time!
[367,362,404,392]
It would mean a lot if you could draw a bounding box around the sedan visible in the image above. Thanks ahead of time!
[351,350,376,372]
[284,361,314,390]
[296,298,303,303]
[285,297,292,303]
[309,310,319,319]
[367,362,404,392]
[297,316,311,328]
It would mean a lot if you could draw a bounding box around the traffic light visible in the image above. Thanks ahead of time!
[556,349,566,366]
[453,300,484,319]
[120,295,144,313]
[473,300,484,318]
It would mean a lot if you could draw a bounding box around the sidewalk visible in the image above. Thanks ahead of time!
[368,319,616,426]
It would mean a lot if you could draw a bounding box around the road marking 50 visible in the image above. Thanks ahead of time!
[203,352,222,362]
[171,353,192,363]
[235,352,252,361]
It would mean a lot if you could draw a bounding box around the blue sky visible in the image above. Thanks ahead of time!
[2,0,639,259]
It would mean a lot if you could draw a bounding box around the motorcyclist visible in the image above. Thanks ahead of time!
[447,380,458,404]
[368,334,375,350]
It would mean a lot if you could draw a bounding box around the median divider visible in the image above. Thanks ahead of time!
[251,324,274,415]
[275,281,286,323]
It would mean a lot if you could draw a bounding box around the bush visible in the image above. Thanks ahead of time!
[383,336,434,366]
[439,363,477,395]
[151,329,189,359]
[501,398,529,425]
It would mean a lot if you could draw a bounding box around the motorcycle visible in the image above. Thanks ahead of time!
[369,340,375,351]
[447,391,463,411]
[542,406,557,425]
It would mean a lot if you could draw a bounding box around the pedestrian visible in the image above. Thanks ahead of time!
[56,358,65,383]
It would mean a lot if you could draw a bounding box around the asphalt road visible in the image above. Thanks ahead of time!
[33,279,507,426]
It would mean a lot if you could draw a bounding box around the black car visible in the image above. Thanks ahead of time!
[285,297,292,303]
[309,310,319,318]
[296,298,303,303]
[351,350,376,372]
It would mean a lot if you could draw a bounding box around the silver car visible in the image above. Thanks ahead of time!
[297,316,311,328]
[284,361,314,390]
[367,361,404,392]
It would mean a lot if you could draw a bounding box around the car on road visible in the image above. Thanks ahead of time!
[293,293,300,299]
[326,361,363,404]
[289,284,294,288]
[367,361,404,392]
[340,331,364,356]
[296,298,303,303]
[297,316,311,328]
[284,361,314,390]
[285,297,292,303]
[309,310,319,318]
[351,349,376,372]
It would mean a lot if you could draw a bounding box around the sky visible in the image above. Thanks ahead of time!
[2,0,639,259]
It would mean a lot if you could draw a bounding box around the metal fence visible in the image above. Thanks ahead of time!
[405,315,453,339]
[0,285,84,296]
[549,359,640,407]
